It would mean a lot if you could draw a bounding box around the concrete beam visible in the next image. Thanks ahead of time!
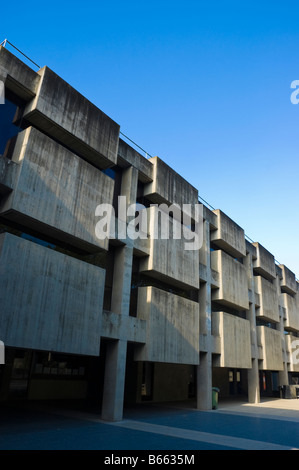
[22,66,120,169]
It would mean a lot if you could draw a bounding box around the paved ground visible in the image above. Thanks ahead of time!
[1,397,299,451]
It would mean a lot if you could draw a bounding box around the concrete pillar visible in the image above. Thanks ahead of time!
[101,340,127,421]
[275,273,289,386]
[101,167,138,421]
[245,253,260,403]
[196,220,213,410]
[278,310,289,385]
[247,358,260,403]
[111,245,133,316]
[197,352,212,409]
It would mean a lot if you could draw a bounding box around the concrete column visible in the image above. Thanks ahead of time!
[111,245,133,316]
[278,309,289,386]
[196,220,213,410]
[247,358,260,403]
[245,253,260,403]
[197,351,212,409]
[101,167,138,421]
[101,340,127,421]
[274,273,289,386]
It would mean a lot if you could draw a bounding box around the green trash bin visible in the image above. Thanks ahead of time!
[212,387,220,409]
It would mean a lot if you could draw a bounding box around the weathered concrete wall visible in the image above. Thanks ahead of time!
[144,156,198,209]
[254,275,279,323]
[135,286,199,365]
[0,127,114,252]
[23,66,120,168]
[211,209,246,258]
[211,250,249,310]
[212,311,251,368]
[282,293,299,332]
[257,326,284,370]
[253,243,276,280]
[279,264,297,295]
[139,206,199,289]
[0,233,105,355]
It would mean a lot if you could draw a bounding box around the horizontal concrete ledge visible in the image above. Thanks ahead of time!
[140,268,199,291]
[101,310,146,343]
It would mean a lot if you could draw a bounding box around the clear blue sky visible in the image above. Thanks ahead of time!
[2,0,299,276]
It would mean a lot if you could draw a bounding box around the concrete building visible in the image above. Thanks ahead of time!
[0,45,299,421]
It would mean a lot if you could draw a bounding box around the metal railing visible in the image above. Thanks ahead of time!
[0,38,41,69]
[119,131,153,160]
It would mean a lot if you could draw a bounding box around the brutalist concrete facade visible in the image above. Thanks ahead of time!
[0,46,299,420]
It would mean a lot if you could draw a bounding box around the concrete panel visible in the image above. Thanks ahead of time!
[257,326,284,370]
[0,46,40,100]
[211,209,246,258]
[117,139,153,183]
[0,127,114,252]
[0,232,105,355]
[279,265,297,295]
[134,286,199,365]
[282,293,299,332]
[144,156,198,208]
[252,243,276,280]
[211,250,249,310]
[254,276,279,323]
[212,311,251,369]
[139,206,199,290]
[23,66,119,168]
